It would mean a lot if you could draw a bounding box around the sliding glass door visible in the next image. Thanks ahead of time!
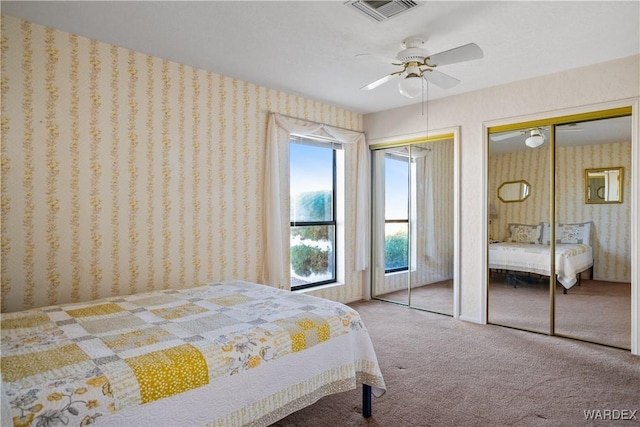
[371,138,454,316]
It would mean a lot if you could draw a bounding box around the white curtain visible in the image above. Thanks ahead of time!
[372,151,386,270]
[410,157,418,271]
[263,113,369,289]
[417,151,436,258]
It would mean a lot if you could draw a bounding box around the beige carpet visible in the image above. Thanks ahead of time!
[374,280,454,316]
[375,276,630,349]
[489,276,631,349]
[273,300,639,426]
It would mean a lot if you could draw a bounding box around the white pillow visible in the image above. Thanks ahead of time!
[507,223,542,244]
[541,222,592,245]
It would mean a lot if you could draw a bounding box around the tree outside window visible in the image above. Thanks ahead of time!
[384,155,409,272]
[289,141,337,289]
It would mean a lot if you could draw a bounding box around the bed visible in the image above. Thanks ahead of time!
[489,222,594,293]
[0,280,386,427]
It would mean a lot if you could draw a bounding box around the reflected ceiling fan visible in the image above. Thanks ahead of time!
[359,36,484,98]
[490,128,547,148]
[491,124,583,148]
[557,122,584,132]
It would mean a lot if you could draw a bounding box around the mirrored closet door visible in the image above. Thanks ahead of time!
[487,125,551,334]
[554,115,632,349]
[487,110,632,350]
[371,138,454,316]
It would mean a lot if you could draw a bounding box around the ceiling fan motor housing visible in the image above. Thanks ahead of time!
[397,47,429,63]
[397,37,429,63]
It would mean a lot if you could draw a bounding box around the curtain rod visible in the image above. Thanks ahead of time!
[269,111,364,135]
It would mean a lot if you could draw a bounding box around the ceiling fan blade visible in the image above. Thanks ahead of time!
[428,43,484,67]
[356,52,399,64]
[361,73,400,91]
[490,130,524,142]
[422,69,459,89]
[557,127,583,132]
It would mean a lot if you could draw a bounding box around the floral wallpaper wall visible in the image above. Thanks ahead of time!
[0,16,364,312]
[489,141,631,283]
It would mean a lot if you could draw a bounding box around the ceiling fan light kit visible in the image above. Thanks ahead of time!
[398,76,424,98]
[525,129,545,148]
[398,64,425,98]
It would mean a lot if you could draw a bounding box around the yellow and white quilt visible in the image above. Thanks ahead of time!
[1,280,385,426]
[488,243,593,288]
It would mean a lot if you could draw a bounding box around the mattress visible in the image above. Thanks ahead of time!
[0,280,385,426]
[488,242,593,289]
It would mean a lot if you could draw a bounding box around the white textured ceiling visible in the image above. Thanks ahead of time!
[1,1,639,114]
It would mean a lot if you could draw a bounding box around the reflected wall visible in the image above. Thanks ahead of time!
[554,116,632,349]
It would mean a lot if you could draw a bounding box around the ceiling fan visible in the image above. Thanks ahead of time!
[359,37,484,98]
[490,128,547,148]
[491,124,583,148]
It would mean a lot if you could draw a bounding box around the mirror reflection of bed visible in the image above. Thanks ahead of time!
[487,114,632,350]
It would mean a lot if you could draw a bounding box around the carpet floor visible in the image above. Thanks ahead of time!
[272,300,639,426]
[489,276,631,349]
[374,276,630,349]
[374,280,454,316]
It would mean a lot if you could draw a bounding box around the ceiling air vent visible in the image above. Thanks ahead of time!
[346,1,423,22]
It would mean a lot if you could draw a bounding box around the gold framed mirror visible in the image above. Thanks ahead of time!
[585,167,624,204]
[497,180,530,203]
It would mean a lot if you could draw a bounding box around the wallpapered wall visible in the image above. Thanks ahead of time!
[0,16,365,312]
[374,138,454,296]
[489,141,631,283]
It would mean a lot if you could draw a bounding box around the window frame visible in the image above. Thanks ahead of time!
[289,137,340,290]
[383,154,410,274]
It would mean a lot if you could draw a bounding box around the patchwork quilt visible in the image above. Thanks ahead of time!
[1,280,385,427]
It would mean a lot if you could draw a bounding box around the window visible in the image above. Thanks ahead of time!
[384,154,409,273]
[289,137,342,290]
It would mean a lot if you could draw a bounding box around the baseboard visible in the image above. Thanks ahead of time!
[458,314,483,324]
